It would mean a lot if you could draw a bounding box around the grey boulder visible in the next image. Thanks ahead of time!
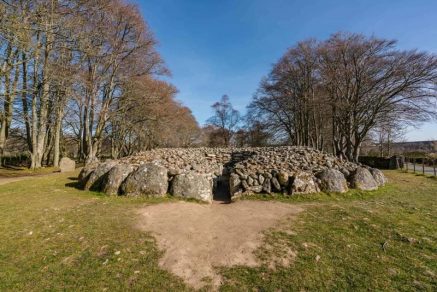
[78,161,99,185]
[249,185,263,193]
[317,169,349,193]
[59,157,75,173]
[262,178,271,194]
[350,167,378,191]
[290,172,320,194]
[120,163,168,196]
[271,177,281,191]
[102,164,136,196]
[84,161,118,191]
[171,171,213,203]
[369,168,387,187]
[229,173,241,196]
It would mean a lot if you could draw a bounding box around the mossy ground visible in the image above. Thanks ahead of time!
[0,170,435,291]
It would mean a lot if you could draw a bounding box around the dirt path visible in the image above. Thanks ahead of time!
[137,200,304,289]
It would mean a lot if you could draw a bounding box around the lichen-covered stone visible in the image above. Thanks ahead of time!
[79,146,382,199]
[262,178,272,194]
[290,172,320,194]
[317,169,349,193]
[229,174,241,196]
[350,167,378,191]
[78,161,99,185]
[171,172,213,203]
[121,163,168,196]
[102,164,136,196]
[369,168,387,186]
[84,161,118,191]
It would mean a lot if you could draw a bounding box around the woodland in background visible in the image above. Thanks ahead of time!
[0,0,200,168]
[246,33,437,162]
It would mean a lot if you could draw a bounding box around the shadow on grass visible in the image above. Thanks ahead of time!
[65,176,82,190]
[65,181,82,189]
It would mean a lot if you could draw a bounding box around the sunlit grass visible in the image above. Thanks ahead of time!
[0,166,59,178]
[220,171,437,290]
[0,170,435,290]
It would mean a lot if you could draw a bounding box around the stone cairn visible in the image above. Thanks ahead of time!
[78,147,387,203]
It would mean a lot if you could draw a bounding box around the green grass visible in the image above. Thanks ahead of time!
[0,172,188,291]
[0,166,59,178]
[220,171,437,291]
[0,170,436,291]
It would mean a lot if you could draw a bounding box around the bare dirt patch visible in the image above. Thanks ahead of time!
[137,200,303,289]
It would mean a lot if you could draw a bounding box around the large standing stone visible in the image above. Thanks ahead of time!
[102,164,136,196]
[290,172,320,195]
[84,161,118,191]
[317,169,349,193]
[171,171,213,203]
[229,173,241,196]
[120,163,168,196]
[369,168,387,187]
[350,167,378,191]
[59,157,75,173]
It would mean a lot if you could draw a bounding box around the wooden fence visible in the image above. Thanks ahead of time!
[403,157,437,176]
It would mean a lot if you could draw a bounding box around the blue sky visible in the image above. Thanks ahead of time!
[136,0,437,141]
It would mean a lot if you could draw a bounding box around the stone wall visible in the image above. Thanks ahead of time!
[78,147,386,202]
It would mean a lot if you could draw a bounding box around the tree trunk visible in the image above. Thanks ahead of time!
[21,53,32,151]
[53,106,64,167]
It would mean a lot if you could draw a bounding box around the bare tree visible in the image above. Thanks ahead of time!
[320,33,437,161]
[0,0,199,168]
[207,95,240,147]
[248,33,437,162]
[248,40,330,150]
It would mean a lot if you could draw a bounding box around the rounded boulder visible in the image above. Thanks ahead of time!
[120,163,168,197]
[170,171,213,203]
[317,169,349,193]
[84,161,118,191]
[350,167,378,191]
[102,164,137,196]
[59,157,75,173]
[290,172,320,194]
[369,168,387,187]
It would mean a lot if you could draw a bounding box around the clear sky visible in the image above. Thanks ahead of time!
[136,0,437,141]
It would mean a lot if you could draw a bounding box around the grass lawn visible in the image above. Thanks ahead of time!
[0,166,59,178]
[0,170,436,291]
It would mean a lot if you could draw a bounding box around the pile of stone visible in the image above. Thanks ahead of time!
[78,147,387,203]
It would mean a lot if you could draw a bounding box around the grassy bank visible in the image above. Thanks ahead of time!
[0,170,435,291]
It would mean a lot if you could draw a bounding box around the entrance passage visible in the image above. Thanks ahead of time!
[213,176,231,203]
